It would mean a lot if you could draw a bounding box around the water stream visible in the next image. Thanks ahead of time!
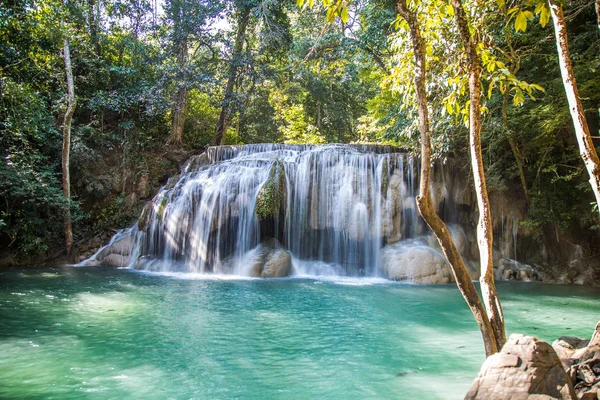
[1,267,599,399]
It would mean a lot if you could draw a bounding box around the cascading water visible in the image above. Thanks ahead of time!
[131,144,420,275]
[87,143,529,281]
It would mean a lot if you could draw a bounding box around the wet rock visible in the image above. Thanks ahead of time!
[248,239,292,278]
[93,234,135,267]
[255,159,286,220]
[466,334,576,400]
[381,240,454,284]
[495,258,539,281]
[97,235,134,259]
[100,253,130,267]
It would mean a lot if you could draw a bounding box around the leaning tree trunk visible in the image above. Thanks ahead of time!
[170,38,188,145]
[452,0,506,351]
[394,0,498,357]
[549,0,600,214]
[596,0,600,31]
[62,38,77,263]
[213,7,252,146]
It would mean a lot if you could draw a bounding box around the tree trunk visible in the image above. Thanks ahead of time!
[549,0,600,213]
[62,38,77,263]
[213,7,252,146]
[88,0,101,56]
[452,0,506,352]
[170,37,188,145]
[596,0,600,31]
[394,0,498,357]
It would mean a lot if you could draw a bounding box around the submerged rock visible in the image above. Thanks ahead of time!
[381,240,454,284]
[248,239,292,278]
[466,334,576,400]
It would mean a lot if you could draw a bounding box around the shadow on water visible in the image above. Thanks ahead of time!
[1,266,599,399]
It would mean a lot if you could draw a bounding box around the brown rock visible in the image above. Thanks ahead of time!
[100,253,129,267]
[248,239,292,278]
[466,334,576,400]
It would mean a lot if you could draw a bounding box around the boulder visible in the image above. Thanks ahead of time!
[552,337,590,370]
[248,239,292,278]
[255,159,286,220]
[495,258,539,282]
[466,334,576,400]
[93,234,135,267]
[381,240,454,284]
[97,235,135,259]
[100,253,130,267]
[551,322,600,400]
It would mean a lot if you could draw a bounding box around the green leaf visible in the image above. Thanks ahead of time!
[496,0,505,8]
[446,4,454,16]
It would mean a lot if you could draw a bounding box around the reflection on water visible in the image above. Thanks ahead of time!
[1,266,599,400]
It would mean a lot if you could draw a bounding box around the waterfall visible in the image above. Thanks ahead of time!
[87,144,526,280]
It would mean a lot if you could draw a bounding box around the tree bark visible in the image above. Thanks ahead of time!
[549,0,600,213]
[596,0,600,31]
[213,7,252,146]
[452,0,506,352]
[394,0,498,357]
[88,0,101,56]
[62,38,77,263]
[170,37,188,145]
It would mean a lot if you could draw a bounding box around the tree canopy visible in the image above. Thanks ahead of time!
[0,0,598,257]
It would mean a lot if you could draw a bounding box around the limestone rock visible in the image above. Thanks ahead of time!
[93,234,135,267]
[552,337,590,370]
[100,253,130,267]
[466,334,576,400]
[137,174,150,198]
[381,240,454,284]
[248,239,292,278]
[495,258,539,282]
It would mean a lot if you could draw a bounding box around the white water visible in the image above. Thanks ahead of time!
[90,144,524,277]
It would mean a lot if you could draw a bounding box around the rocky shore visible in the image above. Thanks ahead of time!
[467,321,600,399]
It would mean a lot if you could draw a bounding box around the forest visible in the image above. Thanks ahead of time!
[1,0,599,264]
[2,1,600,398]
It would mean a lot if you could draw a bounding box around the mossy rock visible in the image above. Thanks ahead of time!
[256,159,286,220]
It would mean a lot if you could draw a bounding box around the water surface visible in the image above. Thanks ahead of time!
[1,267,598,399]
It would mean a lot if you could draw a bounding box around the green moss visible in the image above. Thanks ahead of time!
[256,159,286,220]
[157,196,168,222]
[381,157,389,197]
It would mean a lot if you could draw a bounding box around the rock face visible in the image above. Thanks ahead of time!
[466,334,576,400]
[91,233,135,267]
[381,240,454,284]
[553,322,600,400]
[248,239,292,278]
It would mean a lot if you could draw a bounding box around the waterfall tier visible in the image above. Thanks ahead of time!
[87,144,525,280]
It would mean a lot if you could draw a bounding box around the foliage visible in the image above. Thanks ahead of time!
[255,159,286,219]
[0,0,598,256]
